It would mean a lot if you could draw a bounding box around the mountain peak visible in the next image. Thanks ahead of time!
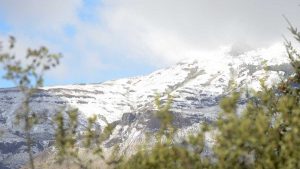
[0,44,292,168]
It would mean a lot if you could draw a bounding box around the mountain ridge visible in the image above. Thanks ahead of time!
[0,44,292,169]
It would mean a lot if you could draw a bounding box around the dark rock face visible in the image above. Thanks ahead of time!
[145,115,161,131]
[0,139,51,169]
[0,164,11,169]
[105,137,123,148]
[0,89,66,169]
[121,113,136,125]
[0,142,27,154]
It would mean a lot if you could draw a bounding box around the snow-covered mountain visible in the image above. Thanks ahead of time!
[0,44,292,169]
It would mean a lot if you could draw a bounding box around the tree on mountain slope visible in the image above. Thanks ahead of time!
[0,37,61,169]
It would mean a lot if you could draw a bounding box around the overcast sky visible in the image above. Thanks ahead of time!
[0,0,299,87]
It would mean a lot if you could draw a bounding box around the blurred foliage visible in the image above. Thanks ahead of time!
[53,108,117,169]
[116,94,210,169]
[0,37,62,169]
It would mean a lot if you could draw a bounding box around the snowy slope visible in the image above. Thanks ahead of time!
[0,44,292,169]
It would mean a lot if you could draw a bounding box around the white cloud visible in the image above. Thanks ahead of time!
[1,0,300,85]
[96,0,300,66]
[2,0,300,67]
[0,0,82,30]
